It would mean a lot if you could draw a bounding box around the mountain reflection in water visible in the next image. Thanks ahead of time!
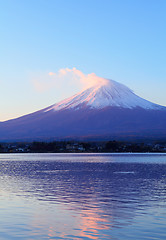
[0,153,166,239]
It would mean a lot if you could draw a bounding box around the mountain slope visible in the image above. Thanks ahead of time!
[0,79,166,141]
[44,79,163,112]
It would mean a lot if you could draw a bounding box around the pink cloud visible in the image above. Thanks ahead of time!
[32,67,107,93]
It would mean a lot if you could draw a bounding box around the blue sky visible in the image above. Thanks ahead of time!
[0,0,165,121]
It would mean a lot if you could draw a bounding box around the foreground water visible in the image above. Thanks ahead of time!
[0,153,166,240]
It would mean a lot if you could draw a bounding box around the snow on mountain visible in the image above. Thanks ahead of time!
[45,79,163,112]
[0,78,166,142]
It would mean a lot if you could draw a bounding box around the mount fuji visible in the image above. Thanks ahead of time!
[0,79,166,141]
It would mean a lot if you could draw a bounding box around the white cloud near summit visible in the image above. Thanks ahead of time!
[32,67,106,93]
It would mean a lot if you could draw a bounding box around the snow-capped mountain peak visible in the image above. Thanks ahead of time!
[0,78,166,142]
[45,79,163,112]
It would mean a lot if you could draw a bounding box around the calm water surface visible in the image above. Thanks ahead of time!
[0,153,166,239]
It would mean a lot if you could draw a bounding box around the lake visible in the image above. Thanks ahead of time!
[0,153,166,239]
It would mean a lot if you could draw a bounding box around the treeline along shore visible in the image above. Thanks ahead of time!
[0,140,166,153]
